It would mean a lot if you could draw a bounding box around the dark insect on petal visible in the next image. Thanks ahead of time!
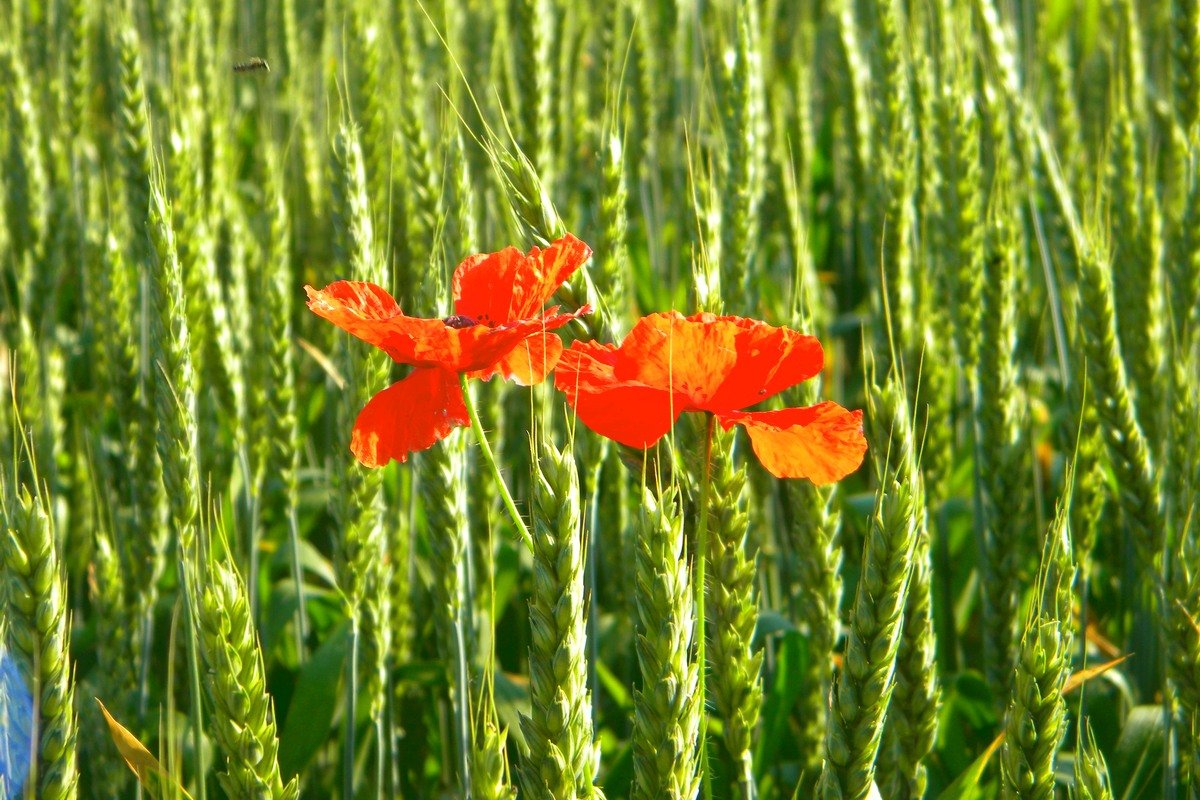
[442,314,479,329]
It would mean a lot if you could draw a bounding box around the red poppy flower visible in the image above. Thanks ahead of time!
[307,234,592,467]
[554,312,866,484]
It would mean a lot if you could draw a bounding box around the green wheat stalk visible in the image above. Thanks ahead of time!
[395,0,440,294]
[817,373,921,800]
[781,472,841,786]
[1171,0,1200,133]
[1,44,47,294]
[519,440,602,799]
[0,480,79,800]
[870,390,939,800]
[146,165,208,800]
[704,430,763,800]
[976,189,1028,699]
[349,0,395,246]
[909,42,955,514]
[533,0,559,183]
[1106,100,1164,448]
[1112,0,1146,119]
[1170,157,1200,349]
[115,22,153,266]
[506,0,539,158]
[1075,236,1164,573]
[64,0,90,144]
[165,104,213,405]
[831,0,874,184]
[936,43,984,373]
[187,528,299,800]
[595,125,632,336]
[488,138,612,344]
[871,0,917,363]
[258,146,307,652]
[420,428,477,795]
[112,19,170,682]
[1038,5,1084,196]
[999,484,1076,800]
[775,192,840,788]
[471,684,519,800]
[718,0,765,315]
[330,124,392,789]
[146,170,199,553]
[632,485,702,800]
[1071,724,1114,800]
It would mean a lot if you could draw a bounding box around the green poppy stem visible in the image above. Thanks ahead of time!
[697,413,715,798]
[459,373,534,549]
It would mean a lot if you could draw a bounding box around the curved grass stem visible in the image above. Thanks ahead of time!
[460,374,533,549]
[697,413,715,799]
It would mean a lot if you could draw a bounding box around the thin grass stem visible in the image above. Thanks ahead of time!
[460,373,532,549]
[697,413,715,800]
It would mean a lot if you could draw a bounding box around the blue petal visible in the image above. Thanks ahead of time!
[0,649,33,796]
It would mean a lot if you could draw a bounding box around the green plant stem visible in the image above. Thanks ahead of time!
[345,618,359,800]
[460,374,532,549]
[288,506,307,659]
[183,570,207,800]
[697,413,715,800]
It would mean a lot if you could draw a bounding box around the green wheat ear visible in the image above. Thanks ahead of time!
[999,478,1076,800]
[519,440,601,799]
[632,485,702,800]
[1071,723,1114,800]
[873,381,939,800]
[1,481,79,800]
[1075,237,1164,574]
[818,373,921,800]
[187,524,296,800]
[976,185,1028,703]
[471,676,519,800]
[485,130,613,344]
[704,429,763,800]
[327,119,394,800]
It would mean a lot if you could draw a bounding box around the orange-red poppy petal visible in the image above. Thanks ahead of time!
[308,281,590,373]
[350,368,468,467]
[305,281,446,364]
[556,341,685,448]
[461,305,591,376]
[702,318,824,411]
[718,402,867,483]
[614,312,734,410]
[473,330,564,385]
[453,234,592,325]
[614,313,824,412]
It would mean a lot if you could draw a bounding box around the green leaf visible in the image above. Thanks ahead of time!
[753,608,797,646]
[278,621,348,777]
[491,540,522,613]
[594,658,632,711]
[754,630,807,780]
[1109,705,1165,800]
[493,669,531,750]
[936,735,1002,800]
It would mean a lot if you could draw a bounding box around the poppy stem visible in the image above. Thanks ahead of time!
[459,373,534,549]
[697,413,715,797]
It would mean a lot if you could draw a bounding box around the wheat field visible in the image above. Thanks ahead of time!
[0,0,1198,798]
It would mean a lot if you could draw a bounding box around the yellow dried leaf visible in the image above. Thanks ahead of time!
[95,698,192,799]
[1064,654,1131,694]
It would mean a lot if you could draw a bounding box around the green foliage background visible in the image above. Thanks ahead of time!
[0,0,1198,797]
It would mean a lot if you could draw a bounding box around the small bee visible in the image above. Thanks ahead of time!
[233,57,270,74]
